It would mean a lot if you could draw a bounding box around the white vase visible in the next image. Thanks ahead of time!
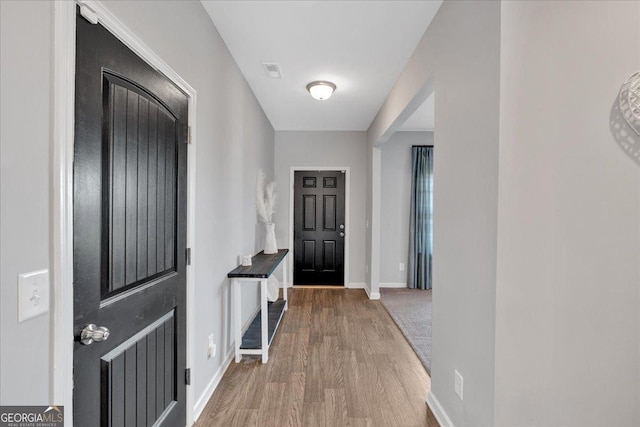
[264,222,277,254]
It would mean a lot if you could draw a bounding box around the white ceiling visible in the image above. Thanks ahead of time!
[399,91,434,131]
[201,1,442,131]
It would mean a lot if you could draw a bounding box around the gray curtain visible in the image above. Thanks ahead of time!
[408,146,433,290]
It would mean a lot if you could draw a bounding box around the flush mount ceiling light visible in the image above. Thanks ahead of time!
[306,81,336,101]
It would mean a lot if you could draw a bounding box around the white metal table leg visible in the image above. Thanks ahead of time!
[282,254,288,310]
[260,278,269,363]
[233,278,241,363]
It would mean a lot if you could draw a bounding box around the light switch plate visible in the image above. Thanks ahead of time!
[18,269,49,322]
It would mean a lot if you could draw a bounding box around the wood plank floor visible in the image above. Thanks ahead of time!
[195,288,432,427]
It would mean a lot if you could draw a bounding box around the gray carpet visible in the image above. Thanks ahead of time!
[380,288,432,374]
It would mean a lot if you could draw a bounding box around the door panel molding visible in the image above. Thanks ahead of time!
[302,195,316,231]
[100,311,176,426]
[322,240,337,272]
[288,167,350,287]
[52,2,198,425]
[323,195,337,231]
[103,72,180,296]
[302,240,316,271]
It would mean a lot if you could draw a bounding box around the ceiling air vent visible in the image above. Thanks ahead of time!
[263,63,282,79]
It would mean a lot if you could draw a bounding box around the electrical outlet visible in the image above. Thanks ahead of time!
[399,262,405,271]
[207,334,216,359]
[454,370,464,400]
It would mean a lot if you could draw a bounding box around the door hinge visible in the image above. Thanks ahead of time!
[186,248,192,266]
[187,126,192,144]
[185,368,191,385]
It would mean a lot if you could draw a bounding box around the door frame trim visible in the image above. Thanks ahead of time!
[288,167,351,287]
[52,2,198,425]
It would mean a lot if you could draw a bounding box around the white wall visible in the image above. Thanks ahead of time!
[370,0,640,426]
[0,0,53,404]
[495,1,640,426]
[0,0,275,417]
[367,1,501,425]
[366,142,382,298]
[380,131,434,285]
[274,131,367,286]
[365,140,377,296]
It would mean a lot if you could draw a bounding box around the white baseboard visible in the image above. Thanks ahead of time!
[380,282,407,288]
[192,348,234,423]
[192,302,260,423]
[364,285,380,300]
[427,391,455,427]
[347,282,365,289]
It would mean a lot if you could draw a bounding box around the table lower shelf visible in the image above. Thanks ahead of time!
[240,299,286,350]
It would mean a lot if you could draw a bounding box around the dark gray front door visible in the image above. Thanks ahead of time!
[293,171,346,285]
[73,8,188,426]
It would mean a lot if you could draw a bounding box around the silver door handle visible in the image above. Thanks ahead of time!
[80,324,110,345]
[340,232,345,237]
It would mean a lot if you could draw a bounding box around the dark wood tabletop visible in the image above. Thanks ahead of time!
[227,249,289,278]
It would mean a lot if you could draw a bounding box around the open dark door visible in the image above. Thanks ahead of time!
[73,9,188,426]
[293,171,345,285]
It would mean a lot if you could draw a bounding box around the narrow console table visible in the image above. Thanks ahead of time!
[227,249,289,363]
